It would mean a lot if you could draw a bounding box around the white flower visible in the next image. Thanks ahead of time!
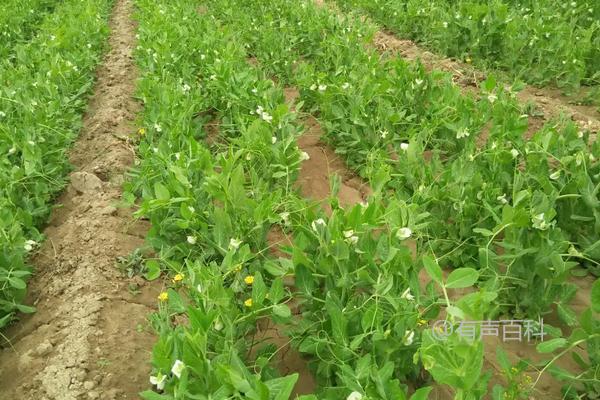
[491,141,497,149]
[360,201,369,208]
[532,213,549,230]
[280,212,290,225]
[511,148,519,158]
[343,230,355,238]
[311,218,326,232]
[443,21,448,28]
[261,112,273,123]
[196,284,202,293]
[8,146,17,155]
[49,35,56,41]
[300,151,310,161]
[171,360,185,378]
[396,227,412,240]
[149,373,166,390]
[182,83,191,92]
[400,287,415,301]
[577,131,584,138]
[187,236,197,245]
[549,171,561,180]
[341,82,350,90]
[456,128,470,139]
[188,206,195,213]
[318,84,327,92]
[346,235,359,245]
[28,140,35,146]
[310,84,317,90]
[497,194,508,204]
[415,78,424,86]
[24,240,37,252]
[347,392,363,400]
[0,111,5,118]
[380,130,389,139]
[400,142,409,151]
[403,330,415,346]
[229,238,242,250]
[488,94,497,103]
[271,136,277,144]
[154,123,162,132]
[214,318,223,331]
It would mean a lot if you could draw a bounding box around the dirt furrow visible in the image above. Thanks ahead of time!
[0,0,159,399]
[316,0,600,135]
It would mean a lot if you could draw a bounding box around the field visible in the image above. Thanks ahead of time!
[0,0,598,399]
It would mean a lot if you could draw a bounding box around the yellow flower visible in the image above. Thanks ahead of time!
[234,264,242,272]
[138,128,146,136]
[158,292,169,302]
[417,319,427,326]
[173,273,184,283]
[466,57,472,64]
[244,275,254,285]
[244,298,253,308]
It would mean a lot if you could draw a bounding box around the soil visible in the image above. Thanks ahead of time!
[0,0,161,399]
[371,30,600,135]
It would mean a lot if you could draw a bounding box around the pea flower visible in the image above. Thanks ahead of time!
[400,142,409,151]
[497,194,508,204]
[23,240,37,252]
[187,236,197,245]
[154,123,162,132]
[532,213,549,230]
[214,318,223,331]
[341,82,350,90]
[511,148,519,158]
[347,392,363,400]
[311,218,326,232]
[318,84,327,92]
[403,330,415,346]
[171,360,185,379]
[149,373,166,390]
[380,130,389,139]
[300,151,310,161]
[456,128,470,139]
[229,238,242,250]
[396,227,412,240]
[400,287,415,301]
[549,171,560,180]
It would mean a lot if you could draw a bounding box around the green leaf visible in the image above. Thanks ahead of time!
[422,255,443,285]
[445,268,479,289]
[154,182,170,201]
[144,260,161,281]
[536,338,567,353]
[8,276,26,289]
[140,391,173,400]
[591,278,600,313]
[272,304,291,319]
[409,386,433,400]
[265,374,298,400]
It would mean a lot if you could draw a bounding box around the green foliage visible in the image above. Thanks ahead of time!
[0,0,113,328]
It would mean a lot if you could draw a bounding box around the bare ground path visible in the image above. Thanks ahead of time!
[0,0,160,398]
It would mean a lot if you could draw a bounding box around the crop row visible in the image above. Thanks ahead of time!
[335,0,599,92]
[131,0,599,399]
[0,0,113,327]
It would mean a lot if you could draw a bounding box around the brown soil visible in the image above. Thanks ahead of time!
[371,31,600,135]
[316,0,600,135]
[0,1,160,399]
